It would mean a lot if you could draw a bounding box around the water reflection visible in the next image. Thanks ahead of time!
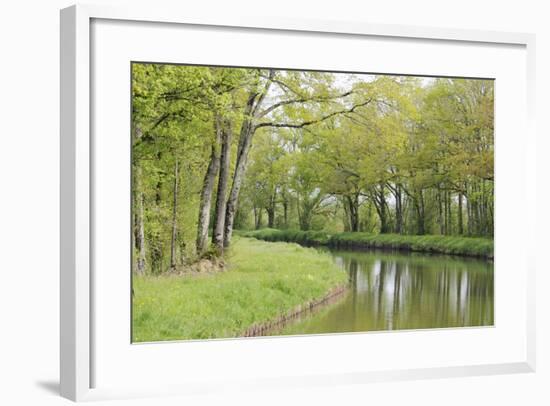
[272,249,494,336]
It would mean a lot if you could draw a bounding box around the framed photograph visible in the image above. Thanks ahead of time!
[60,4,536,402]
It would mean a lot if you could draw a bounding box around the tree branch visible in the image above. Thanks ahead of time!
[257,90,354,118]
[254,98,373,130]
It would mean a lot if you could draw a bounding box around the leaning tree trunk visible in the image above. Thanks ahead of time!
[196,124,222,255]
[223,98,257,247]
[224,73,274,248]
[169,158,180,269]
[212,119,232,252]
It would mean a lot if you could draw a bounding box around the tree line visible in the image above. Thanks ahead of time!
[132,63,493,274]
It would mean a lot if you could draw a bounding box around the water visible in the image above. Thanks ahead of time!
[270,248,494,336]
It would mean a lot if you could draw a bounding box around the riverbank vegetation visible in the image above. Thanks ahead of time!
[243,228,493,259]
[132,237,347,342]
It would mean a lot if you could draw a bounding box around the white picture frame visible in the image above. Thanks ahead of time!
[60,3,536,402]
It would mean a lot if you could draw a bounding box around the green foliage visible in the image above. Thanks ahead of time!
[132,62,494,275]
[132,237,347,341]
[244,229,493,259]
[240,76,494,237]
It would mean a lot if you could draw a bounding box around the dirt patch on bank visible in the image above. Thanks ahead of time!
[168,257,226,276]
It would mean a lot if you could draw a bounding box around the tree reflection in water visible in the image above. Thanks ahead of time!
[272,249,494,336]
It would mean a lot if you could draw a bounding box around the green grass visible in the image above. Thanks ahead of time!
[243,229,493,259]
[132,237,347,342]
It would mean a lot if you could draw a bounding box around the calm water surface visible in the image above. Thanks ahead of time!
[270,248,494,336]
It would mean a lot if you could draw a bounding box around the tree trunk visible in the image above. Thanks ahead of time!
[437,185,445,235]
[345,194,359,232]
[134,180,146,274]
[223,96,266,247]
[266,204,275,228]
[170,158,180,269]
[372,184,389,233]
[458,191,463,235]
[223,113,255,246]
[388,182,403,234]
[342,196,350,232]
[212,118,232,252]
[282,191,289,228]
[442,190,449,235]
[472,182,480,235]
[379,201,389,233]
[415,190,426,235]
[254,207,263,229]
[196,124,222,255]
[446,189,452,235]
[224,74,274,247]
[466,189,473,235]
[154,151,163,205]
[395,185,403,234]
[480,180,487,236]
[353,193,360,232]
[151,243,163,275]
[133,127,146,274]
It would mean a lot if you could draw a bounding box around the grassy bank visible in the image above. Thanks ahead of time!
[242,229,493,259]
[132,237,347,342]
